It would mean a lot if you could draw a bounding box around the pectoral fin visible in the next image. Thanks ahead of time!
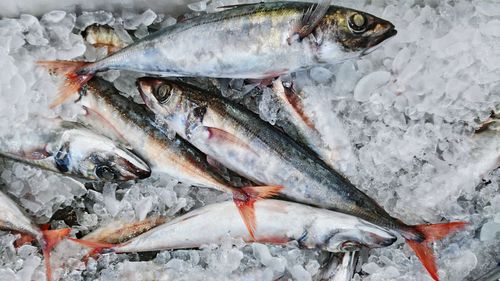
[206,127,258,156]
[80,105,131,148]
[288,0,331,43]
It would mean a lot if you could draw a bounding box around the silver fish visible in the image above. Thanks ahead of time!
[39,1,396,107]
[271,78,340,169]
[75,78,281,238]
[71,199,396,253]
[0,190,70,281]
[137,78,466,281]
[0,119,150,181]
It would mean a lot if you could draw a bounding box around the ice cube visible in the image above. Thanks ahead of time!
[354,71,391,102]
[480,20,500,37]
[480,221,500,241]
[309,67,332,84]
[188,1,208,12]
[75,11,114,30]
[41,10,67,24]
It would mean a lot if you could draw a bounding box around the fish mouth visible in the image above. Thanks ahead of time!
[370,23,397,48]
[368,232,397,247]
[136,78,156,109]
[115,155,151,180]
[361,23,397,56]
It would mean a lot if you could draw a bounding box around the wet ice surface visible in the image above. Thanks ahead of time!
[0,0,499,280]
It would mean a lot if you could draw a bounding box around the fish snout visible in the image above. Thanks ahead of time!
[367,21,397,49]
[113,151,151,181]
[368,231,397,248]
[379,234,397,247]
[136,78,157,108]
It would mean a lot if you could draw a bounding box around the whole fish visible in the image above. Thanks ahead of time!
[0,119,150,181]
[0,190,70,281]
[75,78,281,238]
[137,78,466,281]
[39,1,396,107]
[70,199,396,254]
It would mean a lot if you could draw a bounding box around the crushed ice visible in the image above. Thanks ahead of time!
[0,0,499,280]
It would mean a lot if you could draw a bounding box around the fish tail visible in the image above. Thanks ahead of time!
[41,228,71,281]
[37,60,95,108]
[82,247,106,264]
[232,185,283,239]
[401,221,468,281]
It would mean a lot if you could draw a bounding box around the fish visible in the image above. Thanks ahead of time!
[38,1,396,107]
[270,78,340,169]
[69,199,397,254]
[74,78,281,238]
[0,190,71,281]
[137,78,466,281]
[0,119,151,181]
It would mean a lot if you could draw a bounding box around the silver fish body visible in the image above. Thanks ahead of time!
[78,78,241,192]
[0,190,41,239]
[112,199,396,253]
[138,79,404,232]
[77,2,396,79]
[0,119,150,181]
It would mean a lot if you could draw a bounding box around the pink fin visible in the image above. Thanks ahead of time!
[81,105,129,145]
[206,127,257,155]
[281,83,316,130]
[232,185,283,239]
[82,248,105,264]
[42,228,71,281]
[288,0,331,43]
[37,60,93,108]
[405,222,468,281]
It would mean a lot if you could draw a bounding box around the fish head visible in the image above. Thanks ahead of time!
[54,128,151,181]
[137,78,202,136]
[325,223,397,252]
[316,8,396,61]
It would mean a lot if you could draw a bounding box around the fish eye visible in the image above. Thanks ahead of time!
[95,165,117,180]
[155,84,172,104]
[348,13,367,33]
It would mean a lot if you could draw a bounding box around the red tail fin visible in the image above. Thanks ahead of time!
[82,248,106,264]
[405,222,467,281]
[37,60,94,108]
[233,185,283,240]
[41,228,71,281]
